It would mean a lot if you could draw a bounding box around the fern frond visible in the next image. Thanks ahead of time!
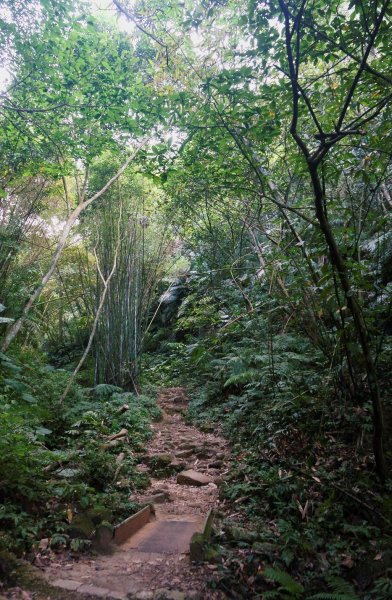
[310,594,358,600]
[310,576,359,600]
[94,383,123,398]
[224,369,258,387]
[325,576,358,597]
[263,567,304,596]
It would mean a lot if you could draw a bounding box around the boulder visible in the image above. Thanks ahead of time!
[176,470,212,486]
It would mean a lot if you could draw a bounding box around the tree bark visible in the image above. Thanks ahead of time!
[59,220,122,403]
[308,161,386,482]
[278,0,387,481]
[1,140,147,352]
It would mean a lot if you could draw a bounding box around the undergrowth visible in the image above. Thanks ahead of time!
[188,373,392,599]
[0,348,161,557]
[141,282,392,599]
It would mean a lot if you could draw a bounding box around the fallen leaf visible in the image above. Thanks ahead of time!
[342,555,354,568]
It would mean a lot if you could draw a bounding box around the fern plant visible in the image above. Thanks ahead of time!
[263,567,304,599]
[309,576,359,600]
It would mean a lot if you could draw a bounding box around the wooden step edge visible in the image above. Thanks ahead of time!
[113,505,152,545]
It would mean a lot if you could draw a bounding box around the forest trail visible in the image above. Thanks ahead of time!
[44,388,230,600]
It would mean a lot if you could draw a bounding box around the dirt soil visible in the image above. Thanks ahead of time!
[7,388,231,600]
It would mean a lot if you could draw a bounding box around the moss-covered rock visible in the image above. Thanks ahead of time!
[86,506,113,525]
[68,514,95,539]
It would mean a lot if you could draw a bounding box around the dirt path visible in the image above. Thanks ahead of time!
[42,388,230,600]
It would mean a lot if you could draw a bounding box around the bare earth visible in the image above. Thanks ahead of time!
[41,388,230,600]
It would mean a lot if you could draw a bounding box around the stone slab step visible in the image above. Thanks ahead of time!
[136,520,201,554]
[176,469,213,486]
[52,579,126,598]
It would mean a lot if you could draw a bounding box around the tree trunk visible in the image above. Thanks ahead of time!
[308,161,386,482]
[1,140,147,352]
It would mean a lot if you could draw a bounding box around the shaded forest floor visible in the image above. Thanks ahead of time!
[1,388,231,600]
[1,384,391,600]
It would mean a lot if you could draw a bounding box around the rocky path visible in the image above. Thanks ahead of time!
[44,388,230,600]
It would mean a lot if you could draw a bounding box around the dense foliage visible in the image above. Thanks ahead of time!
[0,0,391,597]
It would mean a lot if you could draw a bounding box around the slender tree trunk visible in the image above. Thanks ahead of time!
[277,0,387,481]
[1,140,147,352]
[59,210,122,403]
[308,162,386,481]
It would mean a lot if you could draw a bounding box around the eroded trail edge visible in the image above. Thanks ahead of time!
[45,387,230,600]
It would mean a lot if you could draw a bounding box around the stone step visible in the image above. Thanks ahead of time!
[176,470,213,486]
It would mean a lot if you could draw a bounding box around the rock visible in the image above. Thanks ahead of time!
[144,454,175,477]
[131,592,154,600]
[68,514,95,538]
[143,492,170,504]
[169,459,187,471]
[91,521,114,552]
[166,406,186,415]
[146,453,173,466]
[190,533,221,563]
[38,538,49,550]
[78,584,124,598]
[53,579,81,591]
[203,546,222,563]
[176,470,213,486]
[195,448,214,459]
[208,460,223,469]
[86,506,113,525]
[226,525,259,543]
[189,532,204,561]
[175,449,194,459]
[178,442,196,450]
[154,590,185,600]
